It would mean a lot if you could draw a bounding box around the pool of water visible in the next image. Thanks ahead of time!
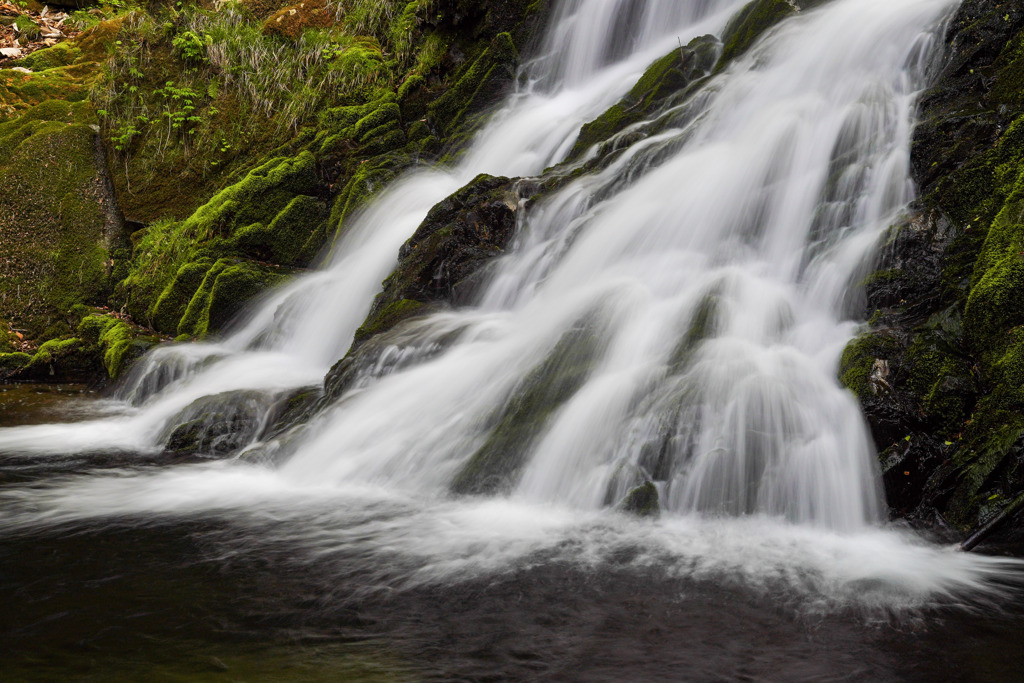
[2,384,1024,682]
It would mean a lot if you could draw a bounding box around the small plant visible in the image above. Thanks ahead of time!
[154,80,203,141]
[172,30,208,64]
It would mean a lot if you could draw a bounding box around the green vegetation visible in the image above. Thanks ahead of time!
[717,0,795,68]
[839,3,1024,529]
[0,97,119,340]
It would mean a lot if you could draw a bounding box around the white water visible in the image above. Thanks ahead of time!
[2,0,1018,609]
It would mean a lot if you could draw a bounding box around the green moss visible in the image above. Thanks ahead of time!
[328,153,404,229]
[13,42,84,72]
[122,152,320,326]
[717,0,796,69]
[427,32,518,139]
[568,35,720,160]
[233,194,329,265]
[838,332,900,401]
[353,102,401,140]
[207,261,286,330]
[352,298,426,342]
[0,98,118,340]
[150,259,215,335]
[0,352,32,375]
[20,337,101,380]
[902,332,972,430]
[13,15,42,41]
[964,250,1024,355]
[77,313,161,378]
[991,28,1024,108]
[182,151,320,241]
[451,322,601,495]
[177,258,286,338]
[0,63,95,119]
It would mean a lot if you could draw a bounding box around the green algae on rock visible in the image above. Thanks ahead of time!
[0,98,125,341]
[839,0,1024,532]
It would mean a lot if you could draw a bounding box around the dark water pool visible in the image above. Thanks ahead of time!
[2,385,1024,682]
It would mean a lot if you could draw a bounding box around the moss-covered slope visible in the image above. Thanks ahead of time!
[839,0,1024,533]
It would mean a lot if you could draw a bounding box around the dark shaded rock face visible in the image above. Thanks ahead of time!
[162,391,272,457]
[318,174,522,415]
[840,0,1024,537]
[353,174,521,347]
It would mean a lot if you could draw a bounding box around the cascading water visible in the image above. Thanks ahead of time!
[0,0,1020,611]
[269,0,940,533]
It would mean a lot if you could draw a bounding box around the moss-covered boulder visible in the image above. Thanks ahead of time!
[6,337,103,382]
[568,34,721,160]
[121,152,323,330]
[0,98,125,340]
[161,390,273,456]
[619,482,660,518]
[11,41,84,72]
[175,258,289,339]
[77,313,162,378]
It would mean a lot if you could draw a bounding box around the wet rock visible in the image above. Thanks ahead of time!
[568,34,721,160]
[162,390,273,456]
[353,173,521,347]
[619,482,660,518]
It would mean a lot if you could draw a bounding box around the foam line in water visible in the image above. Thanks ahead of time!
[0,464,1017,614]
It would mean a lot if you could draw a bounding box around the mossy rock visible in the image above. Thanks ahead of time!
[149,258,215,335]
[177,258,288,338]
[838,333,902,402]
[12,42,83,72]
[122,151,321,326]
[352,298,427,343]
[162,390,274,456]
[0,63,95,119]
[619,481,660,518]
[427,32,519,140]
[15,337,103,382]
[451,322,601,495]
[0,99,123,340]
[78,313,161,378]
[568,35,721,160]
[0,352,32,376]
[717,0,796,69]
[233,194,329,266]
[352,173,519,350]
[844,1,1024,529]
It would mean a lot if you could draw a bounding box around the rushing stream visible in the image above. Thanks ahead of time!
[4,0,1024,679]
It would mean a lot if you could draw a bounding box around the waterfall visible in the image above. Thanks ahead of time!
[3,0,1018,608]
[270,0,954,533]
